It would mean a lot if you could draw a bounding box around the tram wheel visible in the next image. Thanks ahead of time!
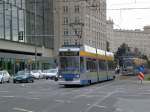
[88,80,91,85]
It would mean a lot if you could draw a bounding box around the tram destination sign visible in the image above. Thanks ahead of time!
[59,51,79,56]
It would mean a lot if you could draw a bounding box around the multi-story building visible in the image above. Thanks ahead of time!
[26,0,54,49]
[106,20,114,51]
[0,0,55,74]
[106,20,150,58]
[54,0,107,52]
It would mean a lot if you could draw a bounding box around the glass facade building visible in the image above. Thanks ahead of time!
[26,0,54,48]
[0,0,25,42]
[0,0,54,48]
[0,0,55,75]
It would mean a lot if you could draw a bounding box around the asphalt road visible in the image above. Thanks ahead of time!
[1,77,150,112]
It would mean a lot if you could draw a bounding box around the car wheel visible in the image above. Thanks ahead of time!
[26,79,30,83]
[7,79,10,83]
[0,79,4,84]
[13,80,16,84]
[54,77,58,81]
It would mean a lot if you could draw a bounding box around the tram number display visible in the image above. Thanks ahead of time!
[59,52,79,56]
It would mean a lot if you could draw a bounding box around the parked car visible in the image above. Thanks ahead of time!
[30,70,43,79]
[0,70,11,84]
[13,71,34,83]
[45,69,59,81]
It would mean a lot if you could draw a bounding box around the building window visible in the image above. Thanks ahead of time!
[64,40,69,45]
[74,28,80,35]
[75,17,80,23]
[64,29,69,36]
[63,6,68,13]
[74,5,80,13]
[64,17,69,25]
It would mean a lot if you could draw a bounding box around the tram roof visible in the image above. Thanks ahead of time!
[59,45,114,57]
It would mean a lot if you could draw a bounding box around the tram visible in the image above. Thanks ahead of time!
[58,45,115,86]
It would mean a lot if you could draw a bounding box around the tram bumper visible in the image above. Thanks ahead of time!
[58,80,80,85]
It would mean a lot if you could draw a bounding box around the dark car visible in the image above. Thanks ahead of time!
[13,71,34,83]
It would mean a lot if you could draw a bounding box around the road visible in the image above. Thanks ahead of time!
[1,77,150,112]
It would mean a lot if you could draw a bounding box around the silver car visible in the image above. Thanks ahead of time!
[0,70,11,84]
[45,69,59,81]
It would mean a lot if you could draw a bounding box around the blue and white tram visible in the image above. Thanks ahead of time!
[58,45,115,86]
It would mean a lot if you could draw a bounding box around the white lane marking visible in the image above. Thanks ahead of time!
[84,91,116,112]
[94,105,106,108]
[0,96,40,101]
[13,107,34,112]
[55,100,65,103]
[55,99,71,104]
[1,96,15,98]
[30,97,40,100]
[72,82,115,100]
[0,91,9,93]
[116,108,123,112]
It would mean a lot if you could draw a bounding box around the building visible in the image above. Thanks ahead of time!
[106,20,150,58]
[54,0,107,52]
[26,0,54,49]
[0,0,55,74]
[106,20,114,51]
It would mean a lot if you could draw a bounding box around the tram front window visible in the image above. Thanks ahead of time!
[60,57,79,73]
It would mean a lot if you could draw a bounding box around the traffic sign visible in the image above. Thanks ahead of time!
[137,65,144,72]
[138,72,144,80]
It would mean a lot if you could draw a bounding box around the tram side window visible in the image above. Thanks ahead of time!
[80,57,84,72]
[86,60,96,72]
[108,61,115,70]
[99,60,106,71]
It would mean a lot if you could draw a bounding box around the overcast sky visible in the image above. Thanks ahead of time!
[107,0,150,30]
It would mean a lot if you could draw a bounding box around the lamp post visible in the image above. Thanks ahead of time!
[34,0,38,70]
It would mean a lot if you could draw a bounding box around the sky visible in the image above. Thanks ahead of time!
[107,0,150,30]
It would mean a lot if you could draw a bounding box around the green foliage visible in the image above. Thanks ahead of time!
[115,43,150,67]
[145,74,150,81]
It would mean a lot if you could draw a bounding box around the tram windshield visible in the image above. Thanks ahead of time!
[60,57,80,73]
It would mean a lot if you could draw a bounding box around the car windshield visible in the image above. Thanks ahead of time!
[31,70,39,73]
[0,72,3,76]
[47,69,57,73]
[43,70,47,73]
[16,71,30,76]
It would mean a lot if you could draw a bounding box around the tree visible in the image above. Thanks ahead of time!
[115,43,131,67]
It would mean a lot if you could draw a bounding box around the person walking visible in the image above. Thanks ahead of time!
[115,66,120,80]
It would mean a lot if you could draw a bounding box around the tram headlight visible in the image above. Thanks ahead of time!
[76,74,80,78]
[59,75,62,78]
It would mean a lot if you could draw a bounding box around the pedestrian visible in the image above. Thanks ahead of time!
[115,66,120,80]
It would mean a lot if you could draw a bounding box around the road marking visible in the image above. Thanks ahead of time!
[0,91,9,93]
[116,108,123,112]
[72,81,116,100]
[55,100,65,103]
[30,97,40,100]
[55,99,71,104]
[1,96,15,98]
[13,107,34,112]
[84,91,116,112]
[94,105,106,108]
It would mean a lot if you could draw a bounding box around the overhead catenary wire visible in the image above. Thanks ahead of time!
[107,7,150,11]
